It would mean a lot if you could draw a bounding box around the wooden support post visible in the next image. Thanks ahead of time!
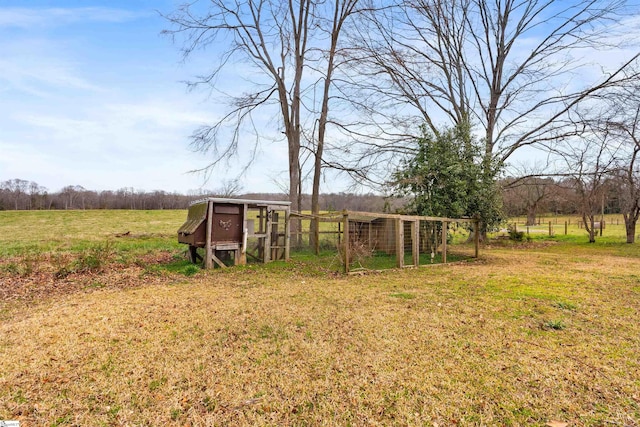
[442,221,448,264]
[205,200,213,269]
[412,220,419,266]
[565,221,568,235]
[474,219,479,258]
[271,212,279,261]
[549,221,552,236]
[314,217,320,256]
[264,210,272,263]
[599,219,603,236]
[285,209,291,261]
[343,213,350,274]
[240,203,248,265]
[211,252,227,269]
[396,218,404,268]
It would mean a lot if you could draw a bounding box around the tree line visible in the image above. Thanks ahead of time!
[0,178,398,212]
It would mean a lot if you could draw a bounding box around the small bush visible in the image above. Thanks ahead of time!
[75,241,114,273]
[52,253,75,278]
[543,320,566,330]
[1,262,20,275]
[1,248,44,276]
[20,248,43,275]
[508,229,526,241]
[555,301,577,311]
[182,264,201,276]
[338,240,374,269]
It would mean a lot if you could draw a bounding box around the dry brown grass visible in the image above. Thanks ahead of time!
[1,239,639,426]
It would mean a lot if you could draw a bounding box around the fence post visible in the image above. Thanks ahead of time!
[412,220,420,267]
[264,210,273,263]
[314,216,320,256]
[564,221,568,235]
[474,219,480,258]
[442,221,448,264]
[285,209,291,261]
[205,200,213,269]
[343,213,349,274]
[549,221,552,236]
[396,218,404,268]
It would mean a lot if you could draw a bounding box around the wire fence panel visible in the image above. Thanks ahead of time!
[289,212,479,273]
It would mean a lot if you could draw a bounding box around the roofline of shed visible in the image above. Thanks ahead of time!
[291,210,474,223]
[189,197,292,207]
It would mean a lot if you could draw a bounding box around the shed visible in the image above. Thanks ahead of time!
[178,197,291,268]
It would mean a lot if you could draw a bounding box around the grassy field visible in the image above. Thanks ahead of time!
[0,210,639,426]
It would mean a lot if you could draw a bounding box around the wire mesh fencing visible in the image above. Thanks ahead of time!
[290,211,479,273]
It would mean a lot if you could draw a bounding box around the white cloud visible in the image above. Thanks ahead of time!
[0,37,105,97]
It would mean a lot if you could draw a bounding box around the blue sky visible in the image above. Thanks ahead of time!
[0,0,289,194]
[2,1,638,195]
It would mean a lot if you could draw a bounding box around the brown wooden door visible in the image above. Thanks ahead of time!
[212,204,243,243]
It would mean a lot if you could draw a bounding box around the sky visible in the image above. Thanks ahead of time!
[1,1,638,196]
[0,0,291,194]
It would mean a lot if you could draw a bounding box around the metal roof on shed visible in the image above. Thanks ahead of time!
[177,202,207,235]
[189,197,291,207]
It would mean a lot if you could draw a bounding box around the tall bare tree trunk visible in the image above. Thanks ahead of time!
[526,205,537,226]
[310,0,358,253]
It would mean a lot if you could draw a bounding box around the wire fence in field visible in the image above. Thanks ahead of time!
[289,211,480,273]
[502,214,627,238]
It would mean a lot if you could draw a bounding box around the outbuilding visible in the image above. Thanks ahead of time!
[177,197,291,268]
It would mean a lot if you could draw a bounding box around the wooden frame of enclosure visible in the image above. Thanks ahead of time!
[292,210,479,273]
[177,197,291,269]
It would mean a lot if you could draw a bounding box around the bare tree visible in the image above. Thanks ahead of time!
[163,0,316,215]
[27,181,48,210]
[502,176,555,225]
[59,185,89,210]
[213,178,244,198]
[341,0,639,183]
[1,179,30,210]
[599,79,640,243]
[309,0,360,250]
[553,111,622,242]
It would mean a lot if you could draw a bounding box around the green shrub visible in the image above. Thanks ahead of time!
[182,264,201,276]
[508,229,526,241]
[75,241,114,273]
[543,320,566,330]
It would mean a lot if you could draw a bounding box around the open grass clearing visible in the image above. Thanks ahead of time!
[0,210,639,425]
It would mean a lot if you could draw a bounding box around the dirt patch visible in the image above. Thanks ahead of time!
[0,252,179,314]
[484,239,559,250]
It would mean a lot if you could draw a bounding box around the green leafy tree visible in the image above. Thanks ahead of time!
[392,124,503,234]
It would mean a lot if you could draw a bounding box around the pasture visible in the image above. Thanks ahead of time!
[0,210,639,426]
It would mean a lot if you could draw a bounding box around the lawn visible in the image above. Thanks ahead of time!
[0,210,639,426]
